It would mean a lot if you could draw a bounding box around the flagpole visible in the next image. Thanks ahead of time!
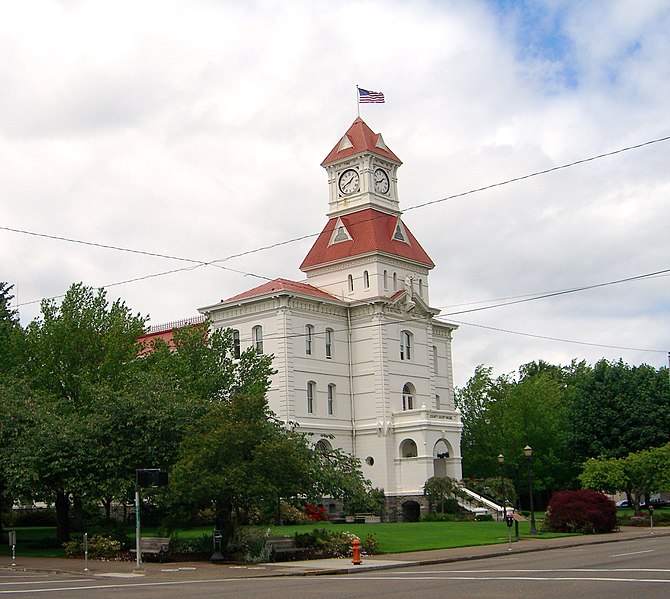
[356,85,360,117]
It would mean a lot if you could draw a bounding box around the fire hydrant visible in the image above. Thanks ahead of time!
[351,536,362,565]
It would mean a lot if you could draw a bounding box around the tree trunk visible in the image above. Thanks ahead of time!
[71,495,84,532]
[216,495,236,550]
[55,492,71,544]
[102,497,112,520]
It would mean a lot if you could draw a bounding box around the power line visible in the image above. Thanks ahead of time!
[439,268,670,316]
[445,318,668,354]
[5,132,670,306]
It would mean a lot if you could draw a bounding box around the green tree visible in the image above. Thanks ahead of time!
[169,393,370,547]
[580,444,670,515]
[456,363,573,497]
[568,359,670,465]
[8,284,147,542]
[423,476,464,513]
[0,282,23,380]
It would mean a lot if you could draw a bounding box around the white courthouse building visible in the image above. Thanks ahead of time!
[154,118,463,521]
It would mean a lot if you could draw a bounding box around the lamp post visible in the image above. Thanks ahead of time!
[524,445,538,534]
[498,454,507,521]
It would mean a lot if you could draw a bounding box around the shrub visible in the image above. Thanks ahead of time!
[475,513,494,522]
[227,528,273,562]
[171,534,212,554]
[281,503,312,525]
[294,528,378,557]
[63,535,121,559]
[544,490,617,534]
[304,503,328,521]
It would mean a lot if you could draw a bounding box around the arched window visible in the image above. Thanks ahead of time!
[418,278,423,297]
[232,329,241,359]
[433,345,438,373]
[307,381,316,414]
[325,328,334,359]
[400,331,412,360]
[348,274,354,293]
[402,383,415,411]
[327,383,335,415]
[400,438,418,458]
[393,272,397,290]
[383,270,388,290]
[305,324,314,355]
[252,325,263,353]
[315,439,332,452]
[363,270,370,289]
[435,394,441,410]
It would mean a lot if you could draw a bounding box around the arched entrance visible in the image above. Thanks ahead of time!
[433,439,452,477]
[402,500,421,522]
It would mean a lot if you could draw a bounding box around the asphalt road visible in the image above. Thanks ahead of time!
[2,534,669,598]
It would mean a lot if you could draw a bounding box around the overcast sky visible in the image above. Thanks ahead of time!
[2,0,669,388]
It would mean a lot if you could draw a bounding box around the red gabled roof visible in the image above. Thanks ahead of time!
[300,208,434,271]
[220,278,338,304]
[321,118,401,166]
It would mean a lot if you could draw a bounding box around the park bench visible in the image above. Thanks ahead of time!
[129,537,172,562]
[354,513,381,524]
[265,537,307,562]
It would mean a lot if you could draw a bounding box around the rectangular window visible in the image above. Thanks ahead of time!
[327,384,335,415]
[400,331,411,360]
[307,382,315,414]
[253,326,263,353]
[233,330,241,359]
[305,325,314,356]
[325,328,333,359]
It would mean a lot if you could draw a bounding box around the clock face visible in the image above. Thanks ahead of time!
[338,169,360,195]
[374,168,390,194]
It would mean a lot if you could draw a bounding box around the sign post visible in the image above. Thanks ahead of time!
[9,530,16,566]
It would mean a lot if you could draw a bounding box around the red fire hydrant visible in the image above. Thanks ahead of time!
[351,536,362,565]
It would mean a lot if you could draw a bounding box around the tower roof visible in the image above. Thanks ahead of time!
[321,118,401,166]
[300,208,434,271]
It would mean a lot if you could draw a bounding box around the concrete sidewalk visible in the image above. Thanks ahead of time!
[2,527,667,581]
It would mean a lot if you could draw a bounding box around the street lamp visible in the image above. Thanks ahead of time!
[498,454,507,520]
[524,445,538,534]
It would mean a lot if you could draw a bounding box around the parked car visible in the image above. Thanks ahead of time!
[615,500,631,508]
[648,498,670,508]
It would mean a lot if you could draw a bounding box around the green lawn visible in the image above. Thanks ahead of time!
[255,521,574,553]
[0,521,575,558]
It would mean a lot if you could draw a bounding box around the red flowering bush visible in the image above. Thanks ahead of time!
[304,503,328,521]
[544,490,617,534]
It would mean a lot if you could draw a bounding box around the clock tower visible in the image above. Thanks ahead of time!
[322,118,402,218]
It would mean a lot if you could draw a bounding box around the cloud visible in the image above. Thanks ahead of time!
[1,0,668,388]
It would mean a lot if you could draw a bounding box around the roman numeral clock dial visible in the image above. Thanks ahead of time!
[338,169,360,195]
[374,168,389,194]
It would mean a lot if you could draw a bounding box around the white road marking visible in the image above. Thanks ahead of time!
[611,549,655,557]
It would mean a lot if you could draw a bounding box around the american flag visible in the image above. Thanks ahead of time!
[358,87,385,103]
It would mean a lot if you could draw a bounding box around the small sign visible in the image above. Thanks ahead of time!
[136,469,168,488]
[8,531,16,546]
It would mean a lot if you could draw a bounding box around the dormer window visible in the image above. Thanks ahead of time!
[363,270,370,289]
[392,219,409,244]
[328,217,352,246]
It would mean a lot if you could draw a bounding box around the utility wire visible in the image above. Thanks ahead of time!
[439,268,670,316]
[4,132,670,299]
[445,318,668,354]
